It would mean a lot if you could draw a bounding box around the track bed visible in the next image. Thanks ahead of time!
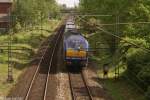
[69,71,93,100]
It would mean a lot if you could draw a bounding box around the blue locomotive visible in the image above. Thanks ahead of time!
[64,20,89,69]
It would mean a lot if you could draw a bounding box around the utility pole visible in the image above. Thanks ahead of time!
[115,14,120,79]
[7,8,14,82]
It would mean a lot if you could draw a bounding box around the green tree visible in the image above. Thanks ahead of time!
[12,0,60,30]
[79,0,150,94]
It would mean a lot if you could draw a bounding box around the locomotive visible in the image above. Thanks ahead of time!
[64,19,89,70]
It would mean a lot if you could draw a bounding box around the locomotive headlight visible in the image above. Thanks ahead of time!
[77,46,81,51]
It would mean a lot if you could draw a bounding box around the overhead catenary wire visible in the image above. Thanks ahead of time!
[75,14,150,25]
[96,21,150,26]
[96,27,150,52]
[76,16,150,53]
[77,16,149,92]
[76,14,112,17]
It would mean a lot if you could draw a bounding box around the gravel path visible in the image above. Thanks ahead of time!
[54,37,71,100]
[55,72,71,100]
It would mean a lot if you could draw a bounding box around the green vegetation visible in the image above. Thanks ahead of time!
[0,64,23,96]
[96,66,145,100]
[102,78,145,100]
[0,0,61,96]
[79,0,150,99]
[0,0,63,96]
[0,20,60,96]
[10,0,60,33]
[87,32,147,100]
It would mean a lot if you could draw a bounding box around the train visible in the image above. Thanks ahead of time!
[64,18,89,70]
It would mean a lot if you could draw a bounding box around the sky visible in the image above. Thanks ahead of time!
[56,0,79,8]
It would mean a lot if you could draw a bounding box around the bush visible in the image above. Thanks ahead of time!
[127,49,148,73]
[14,22,22,33]
[145,87,150,100]
[119,37,150,92]
[138,65,150,84]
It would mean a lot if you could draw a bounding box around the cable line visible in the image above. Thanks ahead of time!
[76,16,150,53]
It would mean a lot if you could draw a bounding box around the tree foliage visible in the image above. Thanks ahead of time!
[12,0,60,30]
[79,0,150,96]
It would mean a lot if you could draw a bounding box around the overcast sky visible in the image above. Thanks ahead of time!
[56,0,79,8]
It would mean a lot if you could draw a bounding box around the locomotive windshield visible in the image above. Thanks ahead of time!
[65,35,88,50]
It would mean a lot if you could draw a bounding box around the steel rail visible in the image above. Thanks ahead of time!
[43,25,65,100]
[24,37,51,100]
[68,72,76,100]
[81,70,93,100]
[24,15,67,100]
[68,71,93,100]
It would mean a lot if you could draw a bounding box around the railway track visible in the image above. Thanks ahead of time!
[68,70,93,100]
[24,24,65,100]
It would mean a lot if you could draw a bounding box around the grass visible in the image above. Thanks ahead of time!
[90,50,146,100]
[0,64,24,96]
[88,31,146,100]
[95,61,146,100]
[101,78,145,100]
[0,19,60,96]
